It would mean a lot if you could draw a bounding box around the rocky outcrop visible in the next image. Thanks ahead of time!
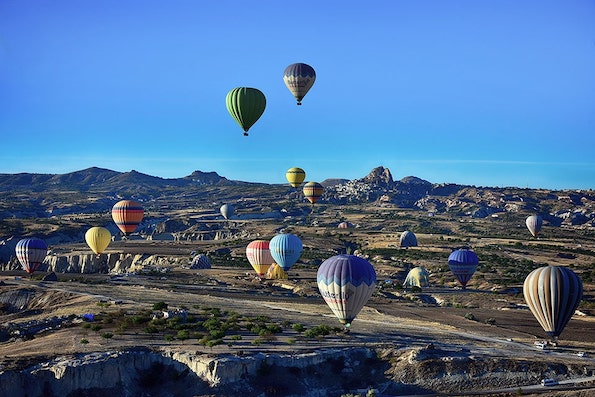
[1,253,186,274]
[0,347,381,397]
[0,345,590,397]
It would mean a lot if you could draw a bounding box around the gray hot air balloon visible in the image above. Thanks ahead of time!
[399,231,418,248]
[523,266,582,339]
[525,214,543,237]
[220,204,234,220]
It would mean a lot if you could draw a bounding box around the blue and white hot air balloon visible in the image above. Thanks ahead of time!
[317,254,377,328]
[269,233,302,272]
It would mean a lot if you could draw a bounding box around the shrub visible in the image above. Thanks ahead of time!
[152,301,168,311]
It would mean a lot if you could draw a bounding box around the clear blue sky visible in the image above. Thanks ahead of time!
[1,1,594,190]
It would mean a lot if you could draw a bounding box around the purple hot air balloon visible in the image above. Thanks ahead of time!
[15,238,48,276]
[317,254,377,327]
[448,248,479,289]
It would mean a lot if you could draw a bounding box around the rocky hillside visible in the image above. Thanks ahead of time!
[323,166,595,225]
[1,166,594,242]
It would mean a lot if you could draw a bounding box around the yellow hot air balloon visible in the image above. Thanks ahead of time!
[286,167,306,188]
[85,227,112,256]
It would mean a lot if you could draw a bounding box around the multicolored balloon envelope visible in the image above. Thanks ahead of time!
[526,214,543,237]
[283,63,316,105]
[523,266,582,338]
[303,181,324,204]
[448,248,479,289]
[85,227,111,256]
[225,87,266,136]
[269,233,302,271]
[220,204,234,220]
[246,240,274,277]
[286,167,306,188]
[112,200,144,236]
[317,254,377,327]
[15,238,48,275]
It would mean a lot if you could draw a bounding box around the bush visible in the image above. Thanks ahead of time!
[152,301,168,311]
[464,313,476,321]
[101,332,114,339]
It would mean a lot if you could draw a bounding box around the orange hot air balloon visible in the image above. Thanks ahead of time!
[303,181,324,204]
[112,200,144,236]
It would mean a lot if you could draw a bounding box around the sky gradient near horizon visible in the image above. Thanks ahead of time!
[1,1,594,190]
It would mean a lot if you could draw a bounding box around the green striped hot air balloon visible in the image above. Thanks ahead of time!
[225,87,266,136]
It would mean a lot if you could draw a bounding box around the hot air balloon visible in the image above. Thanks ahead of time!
[265,263,288,280]
[526,215,543,238]
[225,87,266,136]
[303,182,324,205]
[317,254,376,327]
[85,227,111,256]
[246,240,274,277]
[523,266,582,339]
[269,233,302,272]
[15,238,48,276]
[220,204,234,220]
[283,63,316,105]
[403,266,430,289]
[400,231,418,248]
[188,254,211,269]
[112,200,144,236]
[286,167,306,188]
[448,248,479,289]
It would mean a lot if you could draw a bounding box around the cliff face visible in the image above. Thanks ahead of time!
[0,346,588,397]
[1,253,186,274]
[0,347,381,397]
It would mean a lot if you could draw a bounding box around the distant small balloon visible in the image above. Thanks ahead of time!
[303,182,324,205]
[399,231,418,248]
[220,204,234,220]
[286,167,306,188]
[526,215,543,238]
